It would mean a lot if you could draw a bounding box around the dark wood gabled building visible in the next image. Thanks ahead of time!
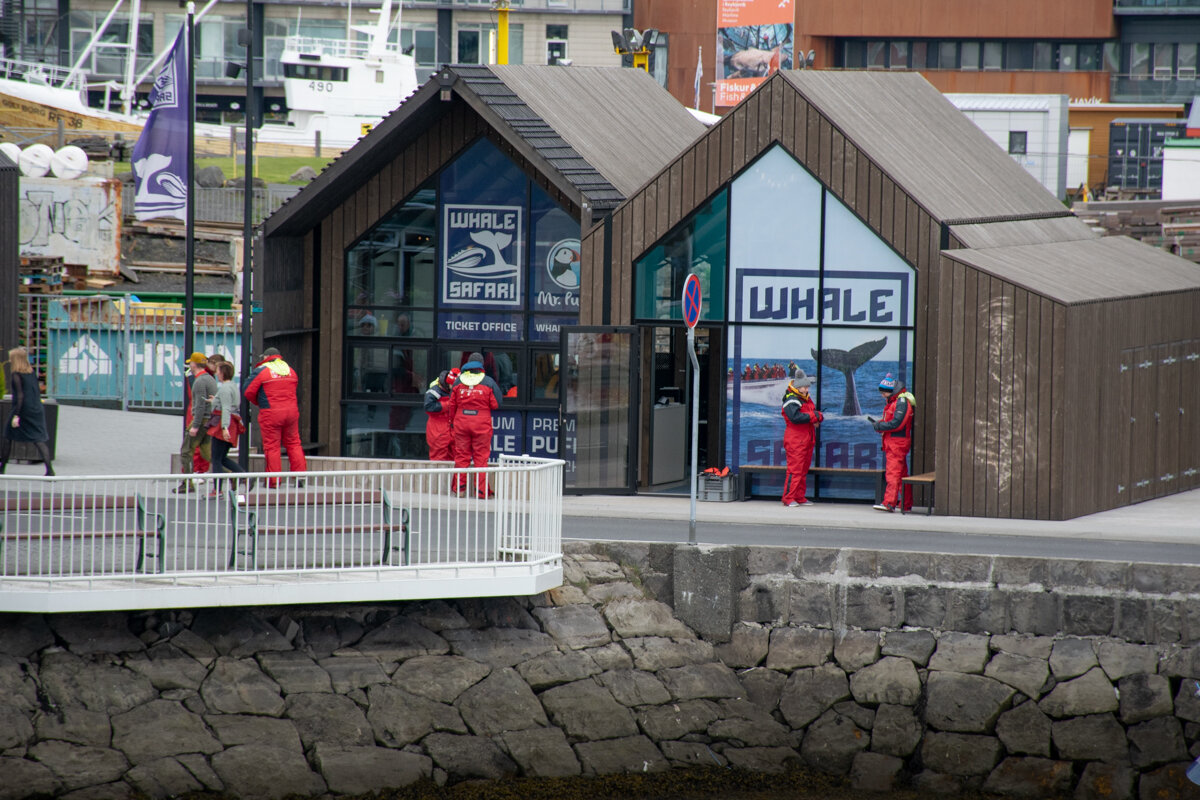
[579,70,1200,518]
[260,65,705,474]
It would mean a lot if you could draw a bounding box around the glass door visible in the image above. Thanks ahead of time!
[559,326,639,493]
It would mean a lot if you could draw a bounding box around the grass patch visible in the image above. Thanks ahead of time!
[114,155,333,185]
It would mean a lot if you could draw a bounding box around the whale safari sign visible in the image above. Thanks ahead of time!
[735,268,912,327]
[442,204,523,307]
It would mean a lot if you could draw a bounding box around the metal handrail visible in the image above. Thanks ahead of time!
[0,459,565,611]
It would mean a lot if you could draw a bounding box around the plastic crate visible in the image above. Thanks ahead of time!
[698,474,737,502]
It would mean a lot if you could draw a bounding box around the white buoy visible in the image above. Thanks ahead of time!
[19,144,54,178]
[50,145,89,179]
[0,141,20,167]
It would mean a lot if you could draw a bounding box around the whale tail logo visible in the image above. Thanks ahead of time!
[812,337,888,416]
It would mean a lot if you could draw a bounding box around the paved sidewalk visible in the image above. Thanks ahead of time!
[7,403,1197,548]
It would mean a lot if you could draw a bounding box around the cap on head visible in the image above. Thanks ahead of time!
[790,368,812,389]
[879,373,896,392]
[259,347,281,361]
[185,352,207,365]
[468,351,484,364]
[447,367,461,384]
[359,314,377,329]
[462,360,484,371]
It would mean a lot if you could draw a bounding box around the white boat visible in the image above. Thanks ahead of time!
[728,376,791,406]
[0,0,417,153]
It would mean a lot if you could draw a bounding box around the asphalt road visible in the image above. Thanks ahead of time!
[563,515,1200,565]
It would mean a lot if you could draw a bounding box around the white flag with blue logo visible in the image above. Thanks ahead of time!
[131,28,188,221]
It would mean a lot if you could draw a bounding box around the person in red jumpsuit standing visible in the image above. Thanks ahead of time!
[871,373,915,512]
[243,347,307,488]
[445,356,500,497]
[423,368,459,462]
[781,368,822,507]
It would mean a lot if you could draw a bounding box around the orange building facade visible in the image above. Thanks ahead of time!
[636,0,1196,114]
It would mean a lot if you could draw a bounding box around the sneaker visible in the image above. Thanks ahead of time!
[872,504,893,512]
[803,498,816,504]
[477,491,495,499]
[172,482,195,494]
[787,501,800,507]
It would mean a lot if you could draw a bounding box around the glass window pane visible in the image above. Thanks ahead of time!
[939,41,957,68]
[1078,43,1100,71]
[822,193,916,327]
[983,41,1003,70]
[458,30,480,63]
[1057,43,1077,71]
[389,346,429,398]
[1006,41,1033,70]
[348,344,391,394]
[529,183,581,313]
[635,189,728,321]
[889,41,908,68]
[1104,42,1121,73]
[911,42,928,69]
[960,41,979,70]
[344,404,428,458]
[1178,43,1197,70]
[843,40,865,68]
[532,351,561,400]
[1033,42,1053,70]
[345,184,437,309]
[1130,42,1150,77]
[867,41,886,69]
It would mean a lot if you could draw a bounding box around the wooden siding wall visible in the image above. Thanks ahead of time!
[0,161,17,356]
[1063,293,1200,520]
[936,258,1200,520]
[261,235,314,444]
[581,74,942,485]
[291,100,583,455]
[934,258,1065,520]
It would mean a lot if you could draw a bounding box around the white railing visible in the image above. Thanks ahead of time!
[0,456,563,612]
[0,57,89,95]
[283,36,405,60]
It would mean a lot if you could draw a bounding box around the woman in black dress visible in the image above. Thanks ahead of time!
[1,347,53,476]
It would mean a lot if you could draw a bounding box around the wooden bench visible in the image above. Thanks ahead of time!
[740,465,885,505]
[0,494,166,573]
[226,489,410,568]
[901,472,936,515]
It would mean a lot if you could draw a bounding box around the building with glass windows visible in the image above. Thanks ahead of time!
[637,0,1199,130]
[578,69,1200,518]
[262,64,1200,518]
[0,0,629,123]
[260,64,704,484]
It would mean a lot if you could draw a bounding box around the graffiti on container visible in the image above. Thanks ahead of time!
[18,177,122,274]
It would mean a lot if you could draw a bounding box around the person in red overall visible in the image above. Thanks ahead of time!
[871,373,915,512]
[445,356,500,497]
[423,368,459,462]
[243,347,307,487]
[781,368,822,507]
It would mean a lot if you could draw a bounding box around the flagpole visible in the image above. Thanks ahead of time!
[238,0,254,471]
[184,1,196,364]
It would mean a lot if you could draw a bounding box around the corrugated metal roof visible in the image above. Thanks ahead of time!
[946,93,1059,113]
[782,71,1068,222]
[488,65,706,197]
[944,236,1200,304]
[950,216,1098,249]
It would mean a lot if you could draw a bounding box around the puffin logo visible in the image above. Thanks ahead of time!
[546,239,580,289]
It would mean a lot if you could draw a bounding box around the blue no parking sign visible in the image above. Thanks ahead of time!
[682,273,702,329]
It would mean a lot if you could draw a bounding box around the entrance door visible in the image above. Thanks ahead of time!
[559,326,639,493]
[642,325,723,488]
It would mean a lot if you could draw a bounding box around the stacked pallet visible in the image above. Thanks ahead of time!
[1072,201,1200,265]
[18,255,65,294]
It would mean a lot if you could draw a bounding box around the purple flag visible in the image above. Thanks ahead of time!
[132,28,188,221]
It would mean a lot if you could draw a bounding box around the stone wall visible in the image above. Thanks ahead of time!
[3,542,1200,799]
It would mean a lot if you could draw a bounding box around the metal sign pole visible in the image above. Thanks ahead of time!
[688,325,699,545]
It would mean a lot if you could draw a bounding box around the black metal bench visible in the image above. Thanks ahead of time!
[739,465,886,505]
[0,494,166,573]
[226,489,410,568]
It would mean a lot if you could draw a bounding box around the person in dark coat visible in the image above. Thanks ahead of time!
[1,347,53,476]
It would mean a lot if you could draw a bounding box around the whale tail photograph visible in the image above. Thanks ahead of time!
[812,337,888,417]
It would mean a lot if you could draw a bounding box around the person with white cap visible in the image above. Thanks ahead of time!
[871,373,915,512]
[781,367,822,506]
[445,353,501,497]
